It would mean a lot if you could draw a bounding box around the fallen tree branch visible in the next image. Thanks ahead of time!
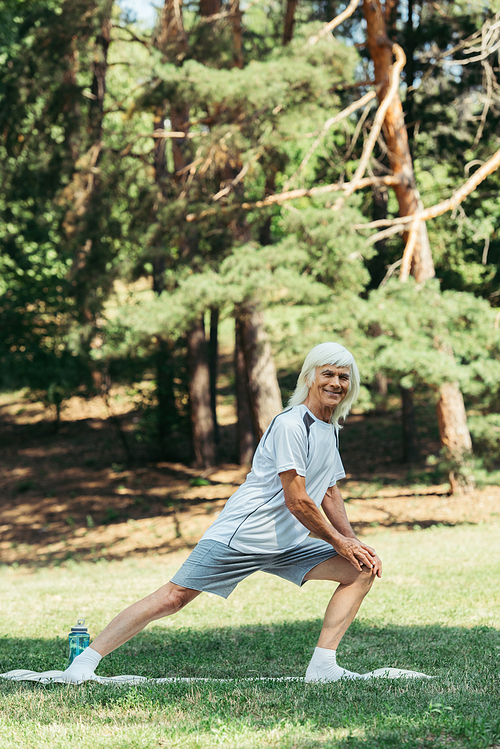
[366,223,407,245]
[343,43,406,197]
[307,0,361,46]
[379,258,402,287]
[345,98,373,161]
[245,175,402,208]
[139,129,206,140]
[241,176,396,208]
[111,26,150,49]
[200,0,263,23]
[472,59,496,147]
[399,219,421,282]
[176,156,204,177]
[283,90,376,189]
[354,147,500,234]
[451,13,500,65]
[213,147,265,201]
[185,175,402,221]
[410,12,500,91]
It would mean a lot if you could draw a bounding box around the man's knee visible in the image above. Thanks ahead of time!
[351,565,376,591]
[163,587,191,614]
[150,584,197,619]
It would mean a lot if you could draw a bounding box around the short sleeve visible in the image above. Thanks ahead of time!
[264,416,307,476]
[329,427,345,486]
[328,462,346,487]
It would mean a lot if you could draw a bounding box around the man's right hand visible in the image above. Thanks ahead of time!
[334,536,382,577]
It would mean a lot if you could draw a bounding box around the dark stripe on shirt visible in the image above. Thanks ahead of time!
[302,411,314,458]
[228,488,284,548]
[260,406,294,449]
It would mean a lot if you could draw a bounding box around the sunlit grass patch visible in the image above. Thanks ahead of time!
[1,522,499,748]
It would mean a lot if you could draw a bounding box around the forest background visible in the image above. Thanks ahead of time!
[1,0,500,518]
[2,8,500,746]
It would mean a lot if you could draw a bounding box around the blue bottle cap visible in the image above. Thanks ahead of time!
[70,618,89,633]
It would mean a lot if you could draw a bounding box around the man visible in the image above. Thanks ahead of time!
[63,341,381,683]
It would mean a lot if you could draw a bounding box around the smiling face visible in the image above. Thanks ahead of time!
[304,364,351,422]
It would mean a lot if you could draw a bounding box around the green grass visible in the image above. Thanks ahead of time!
[1,522,499,748]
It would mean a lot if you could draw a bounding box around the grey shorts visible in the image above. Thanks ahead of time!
[170,537,338,599]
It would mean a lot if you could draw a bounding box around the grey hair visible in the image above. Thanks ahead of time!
[287,342,360,426]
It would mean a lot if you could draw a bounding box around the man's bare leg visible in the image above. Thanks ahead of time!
[303,556,375,681]
[62,583,200,682]
[91,583,201,656]
[305,556,375,649]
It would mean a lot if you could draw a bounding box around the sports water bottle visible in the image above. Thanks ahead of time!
[67,619,90,666]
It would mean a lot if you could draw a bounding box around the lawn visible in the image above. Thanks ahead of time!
[1,521,499,748]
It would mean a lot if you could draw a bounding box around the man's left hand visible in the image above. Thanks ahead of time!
[357,540,382,578]
[336,536,382,577]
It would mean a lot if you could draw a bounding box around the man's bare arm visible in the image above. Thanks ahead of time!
[279,469,380,573]
[322,484,382,577]
[321,484,357,539]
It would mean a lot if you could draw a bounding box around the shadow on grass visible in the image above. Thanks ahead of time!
[1,620,497,681]
[1,622,499,749]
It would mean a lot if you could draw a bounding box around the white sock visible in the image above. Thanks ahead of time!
[305,646,362,682]
[62,646,102,684]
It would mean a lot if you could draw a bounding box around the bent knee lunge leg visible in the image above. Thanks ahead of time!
[316,571,376,650]
[353,566,376,594]
[306,573,376,681]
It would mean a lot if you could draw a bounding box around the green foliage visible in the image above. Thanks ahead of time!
[0,0,122,407]
[352,279,500,396]
[468,413,500,470]
[1,0,500,467]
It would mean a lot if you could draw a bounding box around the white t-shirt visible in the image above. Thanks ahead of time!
[202,404,345,553]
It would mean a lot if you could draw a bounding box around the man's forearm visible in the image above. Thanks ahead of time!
[285,493,344,547]
[322,487,357,539]
[326,509,356,539]
[280,472,382,574]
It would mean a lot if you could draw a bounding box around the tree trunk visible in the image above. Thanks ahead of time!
[151,99,174,458]
[283,0,298,45]
[384,0,398,38]
[436,382,475,495]
[88,5,112,148]
[373,371,388,414]
[236,303,282,441]
[403,0,420,153]
[155,0,188,56]
[435,335,474,493]
[152,256,178,459]
[154,0,216,467]
[219,10,281,456]
[155,337,178,459]
[208,306,220,444]
[155,0,189,178]
[187,316,216,468]
[362,0,434,282]
[235,318,256,464]
[200,0,221,16]
[258,168,277,246]
[229,0,244,68]
[65,1,112,309]
[62,0,114,423]
[370,172,389,285]
[400,385,419,463]
[362,0,474,493]
[375,372,388,396]
[153,106,167,183]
